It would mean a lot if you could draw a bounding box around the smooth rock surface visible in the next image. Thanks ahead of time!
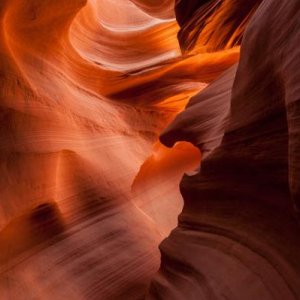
[1,0,299,299]
[149,0,300,299]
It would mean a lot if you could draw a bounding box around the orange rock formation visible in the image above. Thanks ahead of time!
[1,0,299,299]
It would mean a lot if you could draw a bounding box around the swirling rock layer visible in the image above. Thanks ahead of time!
[1,0,300,299]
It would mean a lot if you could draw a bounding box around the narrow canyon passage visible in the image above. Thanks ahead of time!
[1,0,300,299]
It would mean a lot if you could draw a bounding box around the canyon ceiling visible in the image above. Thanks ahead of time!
[0,0,300,299]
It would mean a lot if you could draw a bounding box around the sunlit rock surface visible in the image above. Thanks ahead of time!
[175,0,263,54]
[1,0,299,299]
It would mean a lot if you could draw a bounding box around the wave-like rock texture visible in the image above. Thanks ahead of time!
[0,0,241,298]
[150,0,300,299]
[175,0,263,54]
[1,0,299,299]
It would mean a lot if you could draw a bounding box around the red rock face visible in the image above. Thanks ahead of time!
[1,0,299,299]
[149,0,300,299]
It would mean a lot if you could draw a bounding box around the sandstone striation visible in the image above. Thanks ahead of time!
[1,0,299,299]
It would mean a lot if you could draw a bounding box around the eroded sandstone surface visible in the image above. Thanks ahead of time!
[0,0,299,299]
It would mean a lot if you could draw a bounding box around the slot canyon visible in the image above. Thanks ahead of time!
[1,0,300,299]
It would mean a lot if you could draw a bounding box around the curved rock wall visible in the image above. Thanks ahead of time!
[1,0,299,299]
[149,0,300,299]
